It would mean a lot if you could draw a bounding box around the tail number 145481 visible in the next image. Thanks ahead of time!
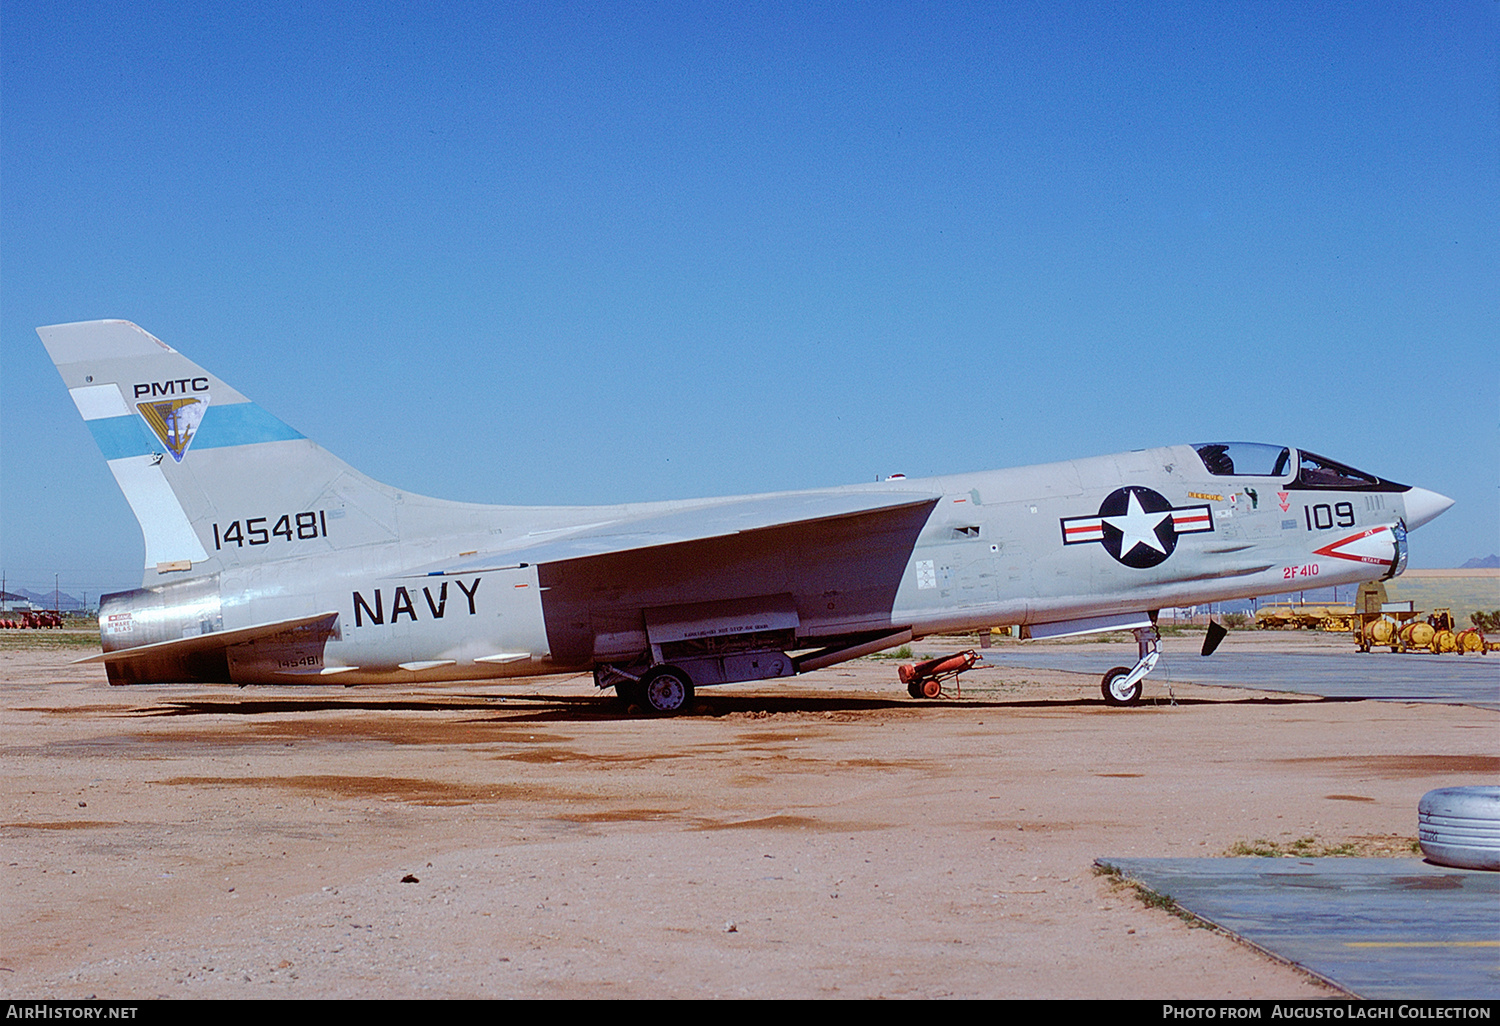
[214,511,328,549]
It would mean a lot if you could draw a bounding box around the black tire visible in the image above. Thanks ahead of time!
[907,680,925,699]
[640,666,694,716]
[615,680,644,710]
[1101,666,1142,706]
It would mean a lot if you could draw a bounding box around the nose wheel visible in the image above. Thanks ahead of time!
[1099,624,1158,706]
[1101,666,1143,705]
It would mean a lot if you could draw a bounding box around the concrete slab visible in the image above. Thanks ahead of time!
[981,648,1500,709]
[1098,857,1500,999]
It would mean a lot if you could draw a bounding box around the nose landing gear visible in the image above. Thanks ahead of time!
[1100,625,1159,706]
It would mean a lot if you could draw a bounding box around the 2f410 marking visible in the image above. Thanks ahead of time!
[214,510,327,549]
[1303,502,1354,531]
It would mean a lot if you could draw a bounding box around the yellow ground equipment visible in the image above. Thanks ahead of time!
[1456,628,1487,654]
[1256,603,1354,631]
[1354,582,1419,652]
[1353,584,1487,653]
[1399,620,1436,651]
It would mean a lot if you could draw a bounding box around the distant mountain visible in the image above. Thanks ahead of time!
[14,588,85,610]
[1459,555,1500,569]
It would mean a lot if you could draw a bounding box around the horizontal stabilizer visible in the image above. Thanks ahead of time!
[402,490,941,576]
[76,610,342,664]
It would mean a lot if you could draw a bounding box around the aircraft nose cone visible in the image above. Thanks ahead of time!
[1403,487,1455,529]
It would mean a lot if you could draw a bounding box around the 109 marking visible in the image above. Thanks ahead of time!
[1304,501,1355,530]
[214,511,327,549]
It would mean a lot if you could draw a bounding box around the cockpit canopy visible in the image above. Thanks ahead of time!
[1192,443,1290,478]
[1191,443,1407,492]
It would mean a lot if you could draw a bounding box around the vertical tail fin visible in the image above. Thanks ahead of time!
[39,320,401,584]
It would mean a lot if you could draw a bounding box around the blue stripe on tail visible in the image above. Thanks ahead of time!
[88,402,305,460]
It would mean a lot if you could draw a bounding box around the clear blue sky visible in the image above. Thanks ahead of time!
[3,1,1496,603]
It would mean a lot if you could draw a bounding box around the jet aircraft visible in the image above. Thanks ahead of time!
[40,320,1454,714]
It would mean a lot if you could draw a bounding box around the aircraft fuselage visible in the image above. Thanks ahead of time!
[39,321,1449,707]
[106,444,1427,687]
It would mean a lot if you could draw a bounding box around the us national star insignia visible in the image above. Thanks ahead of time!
[1060,486,1214,568]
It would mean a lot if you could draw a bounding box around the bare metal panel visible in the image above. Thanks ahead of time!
[100,575,223,652]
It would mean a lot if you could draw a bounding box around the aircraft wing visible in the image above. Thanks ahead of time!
[402,490,942,576]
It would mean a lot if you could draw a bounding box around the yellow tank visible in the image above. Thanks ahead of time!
[1457,629,1487,654]
[1256,607,1294,629]
[1401,621,1436,651]
[1434,629,1458,653]
[1369,618,1397,644]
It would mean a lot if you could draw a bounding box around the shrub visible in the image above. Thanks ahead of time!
[1470,610,1500,633]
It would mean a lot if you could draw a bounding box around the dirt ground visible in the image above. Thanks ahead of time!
[1,630,1494,999]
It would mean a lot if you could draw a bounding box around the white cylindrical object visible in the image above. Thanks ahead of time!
[1419,787,1500,871]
